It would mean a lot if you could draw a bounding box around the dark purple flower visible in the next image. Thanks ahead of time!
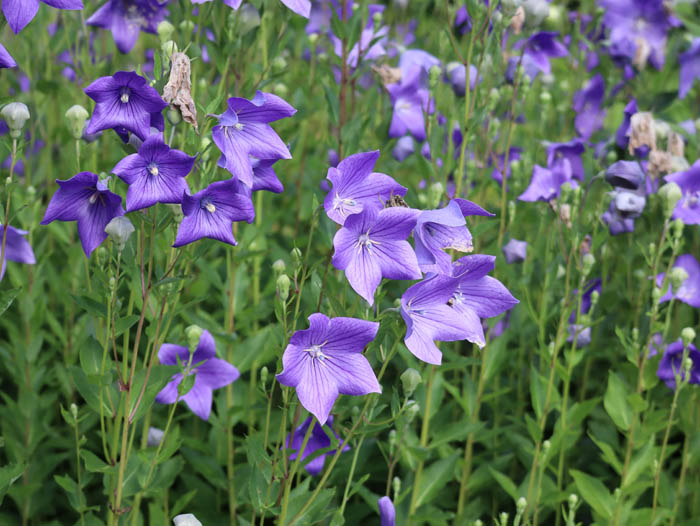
[602,203,636,235]
[378,496,396,526]
[454,5,471,35]
[606,160,645,190]
[156,330,240,420]
[112,135,195,211]
[518,164,577,202]
[445,62,479,96]
[284,416,349,475]
[546,139,585,183]
[503,238,527,264]
[398,49,440,78]
[87,0,167,54]
[173,179,254,247]
[84,71,167,141]
[517,32,568,77]
[0,224,35,281]
[332,207,421,305]
[568,279,601,343]
[656,340,700,390]
[0,44,16,68]
[387,67,433,141]
[276,313,381,424]
[679,38,700,99]
[656,254,700,308]
[331,4,387,68]
[3,0,83,34]
[616,98,638,150]
[665,160,700,225]
[392,136,414,162]
[572,74,606,140]
[41,172,124,257]
[323,150,406,225]
[212,91,296,182]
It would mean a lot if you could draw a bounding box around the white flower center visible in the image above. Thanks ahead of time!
[205,202,216,213]
[234,122,244,131]
[305,344,327,361]
[147,162,159,176]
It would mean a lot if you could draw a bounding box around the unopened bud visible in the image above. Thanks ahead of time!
[681,327,696,348]
[590,290,599,307]
[239,3,261,34]
[508,201,516,224]
[70,403,78,420]
[161,40,178,59]
[547,342,555,358]
[683,357,693,376]
[260,366,269,387]
[658,182,682,218]
[26,185,35,198]
[540,91,551,104]
[185,324,203,352]
[157,20,175,42]
[543,439,551,453]
[517,497,527,511]
[400,368,421,397]
[272,259,286,275]
[669,267,689,293]
[147,427,165,447]
[499,512,508,525]
[474,521,484,526]
[1,102,30,137]
[272,56,287,73]
[199,137,212,162]
[405,400,420,422]
[167,106,182,126]
[351,405,360,418]
[428,65,441,92]
[568,493,578,507]
[276,274,291,302]
[273,82,289,99]
[372,10,383,26]
[105,216,135,252]
[673,218,684,240]
[428,182,444,209]
[389,429,397,456]
[179,20,195,34]
[290,247,302,268]
[173,514,203,526]
[652,287,662,304]
[65,104,89,140]
[96,246,108,267]
[392,476,401,498]
[109,276,116,292]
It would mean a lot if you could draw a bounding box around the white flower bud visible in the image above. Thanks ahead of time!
[272,259,286,275]
[400,368,421,397]
[105,216,135,252]
[239,3,261,35]
[65,105,90,140]
[681,327,696,348]
[185,325,203,353]
[658,182,682,218]
[147,427,165,447]
[173,514,202,526]
[517,497,527,511]
[157,20,175,43]
[276,274,291,302]
[1,102,30,137]
[568,493,578,506]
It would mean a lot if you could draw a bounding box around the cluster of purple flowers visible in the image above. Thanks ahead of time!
[41,70,296,256]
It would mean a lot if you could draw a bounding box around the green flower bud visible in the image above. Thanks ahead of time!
[428,182,444,209]
[239,4,261,35]
[683,357,693,377]
[109,276,116,292]
[658,182,682,218]
[308,33,319,45]
[405,400,420,422]
[517,497,527,511]
[652,287,662,304]
[488,87,499,110]
[276,274,291,302]
[582,253,595,277]
[26,185,35,198]
[290,247,302,268]
[185,325,203,353]
[632,328,639,342]
[70,403,78,420]
[540,91,552,104]
[606,149,618,164]
[400,368,422,397]
[169,203,184,223]
[162,40,178,58]
[568,494,578,507]
[179,20,195,34]
[388,429,397,456]
[372,10,383,26]
[648,242,656,256]
[543,439,551,453]
[474,521,484,526]
[272,55,288,73]
[428,65,441,92]
[167,106,182,127]
[392,476,401,499]
[272,259,286,275]
[105,216,135,252]
[65,104,90,140]
[157,20,175,43]
[273,82,289,99]
[2,102,30,137]
[96,246,108,267]
[590,290,599,307]
[260,366,269,388]
[508,201,516,224]
[351,405,360,418]
[557,264,566,279]
[682,327,696,348]
[673,218,684,240]
[669,266,689,293]
[200,137,212,162]
[499,512,509,526]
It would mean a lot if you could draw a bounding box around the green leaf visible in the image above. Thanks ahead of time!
[323,83,339,124]
[0,288,20,317]
[414,453,459,508]
[129,365,175,424]
[70,366,114,418]
[625,439,655,489]
[114,315,140,337]
[489,468,521,501]
[0,463,25,506]
[570,469,614,519]
[71,294,108,318]
[604,372,634,431]
[79,337,104,376]
[80,450,111,473]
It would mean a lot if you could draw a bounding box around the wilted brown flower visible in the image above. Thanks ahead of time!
[163,52,198,132]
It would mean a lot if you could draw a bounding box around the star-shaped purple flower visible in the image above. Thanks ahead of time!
[84,71,167,141]
[518,164,577,202]
[3,0,83,34]
[41,172,124,257]
[572,73,606,140]
[0,44,17,68]
[87,0,168,54]
[656,340,700,390]
[112,135,195,212]
[276,313,381,424]
[656,254,700,308]
[0,224,35,281]
[517,31,568,77]
[173,179,255,247]
[283,416,349,475]
[546,139,585,183]
[217,155,284,193]
[212,91,296,182]
[387,67,433,142]
[323,150,407,225]
[679,38,700,99]
[332,207,421,306]
[156,329,240,420]
[665,159,700,225]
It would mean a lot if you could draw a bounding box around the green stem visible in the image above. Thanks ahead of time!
[409,366,437,517]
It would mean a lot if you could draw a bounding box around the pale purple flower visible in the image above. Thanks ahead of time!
[387,67,433,141]
[392,136,414,162]
[572,74,606,139]
[0,44,16,68]
[602,203,636,235]
[546,139,585,183]
[156,330,240,420]
[503,238,527,264]
[0,224,35,281]
[212,91,296,182]
[84,71,167,141]
[606,160,645,190]
[87,0,167,54]
[3,0,83,34]
[656,254,700,308]
[656,340,700,390]
[276,313,381,424]
[173,179,254,247]
[517,32,568,77]
[332,207,421,306]
[665,159,700,225]
[323,150,406,225]
[378,496,396,526]
[445,62,479,96]
[112,135,195,211]
[41,172,124,257]
[490,147,522,186]
[398,49,440,78]
[455,5,471,35]
[283,416,349,475]
[518,164,577,202]
[331,4,387,68]
[679,39,700,99]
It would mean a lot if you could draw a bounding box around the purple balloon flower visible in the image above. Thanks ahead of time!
[276,313,381,424]
[87,0,168,54]
[656,254,700,308]
[112,135,195,212]
[0,44,17,68]
[490,147,522,186]
[517,31,568,77]
[656,340,700,390]
[502,238,527,264]
[173,179,255,247]
[41,172,124,258]
[605,160,645,190]
[602,202,636,235]
[679,38,700,99]
[283,416,349,475]
[378,496,396,526]
[518,164,577,202]
[156,330,240,420]
[2,0,83,34]
[84,71,168,141]
[616,98,638,150]
[572,74,606,140]
[392,136,415,162]
[546,139,585,183]
[323,150,407,225]
[212,91,296,182]
[0,224,36,281]
[665,159,700,225]
[387,67,433,141]
[332,207,421,306]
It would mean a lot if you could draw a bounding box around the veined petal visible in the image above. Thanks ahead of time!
[295,359,339,424]
[373,241,421,281]
[323,351,380,396]
[197,358,240,390]
[455,276,519,319]
[156,373,184,404]
[3,0,40,34]
[324,317,379,353]
[182,379,213,420]
[158,343,189,366]
[345,246,382,306]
